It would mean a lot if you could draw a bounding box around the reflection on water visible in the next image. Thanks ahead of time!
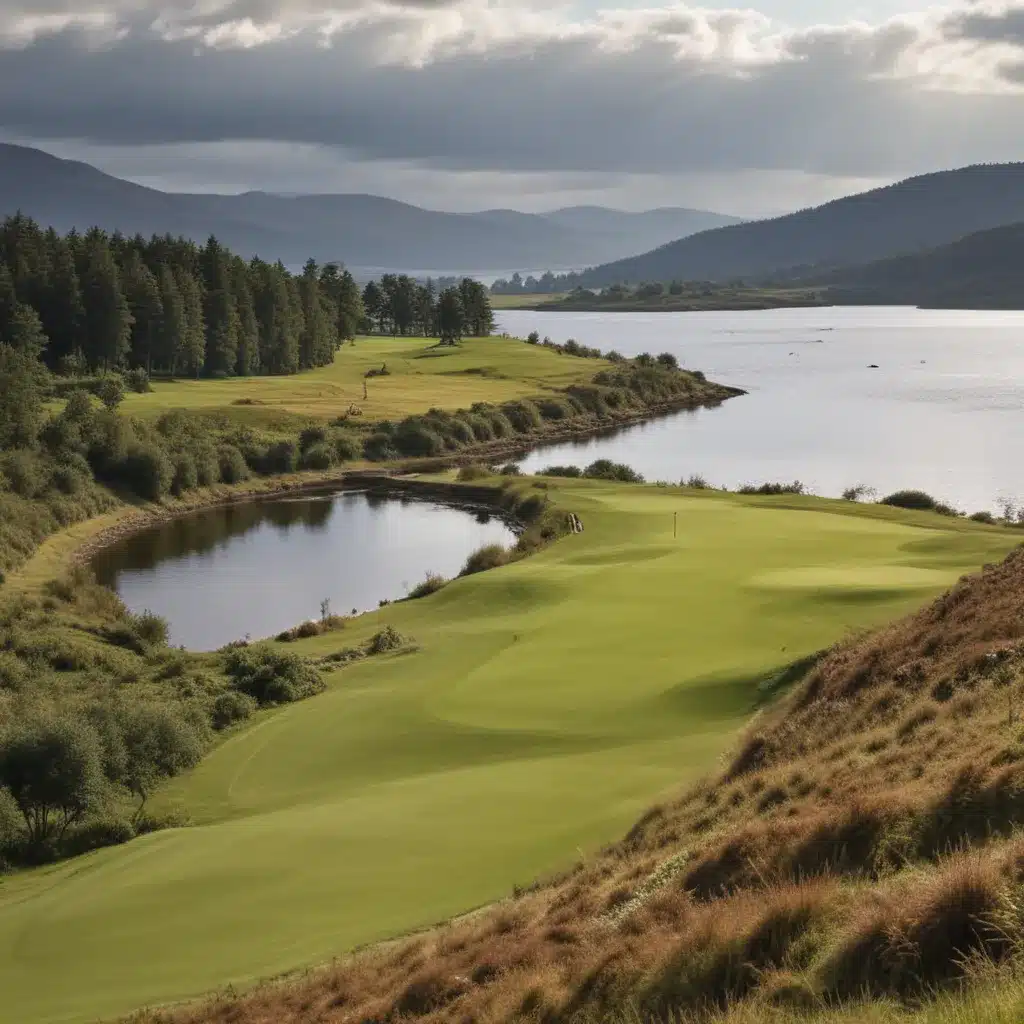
[93,490,514,650]
[500,306,1024,512]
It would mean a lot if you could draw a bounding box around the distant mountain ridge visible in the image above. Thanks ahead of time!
[578,163,1024,286]
[0,143,741,273]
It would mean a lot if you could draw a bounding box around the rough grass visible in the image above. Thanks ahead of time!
[0,483,1017,1024]
[117,336,606,426]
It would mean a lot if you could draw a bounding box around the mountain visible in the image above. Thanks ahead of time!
[815,220,1024,309]
[578,163,1024,286]
[0,143,738,273]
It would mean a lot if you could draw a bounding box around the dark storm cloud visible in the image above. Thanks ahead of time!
[0,2,1022,183]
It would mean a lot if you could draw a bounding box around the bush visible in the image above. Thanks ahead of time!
[738,481,805,496]
[542,465,582,478]
[263,440,299,474]
[62,816,135,858]
[970,510,997,524]
[536,397,575,421]
[367,626,405,655]
[300,442,335,471]
[124,368,151,394]
[2,449,48,498]
[393,420,445,458]
[842,485,874,502]
[457,463,489,482]
[501,400,543,433]
[408,573,447,600]
[683,474,711,489]
[170,454,199,496]
[585,459,644,483]
[499,463,522,476]
[132,610,169,646]
[526,331,540,345]
[298,425,328,451]
[223,643,325,705]
[364,432,398,461]
[210,690,257,730]
[460,544,509,576]
[95,375,125,410]
[332,432,361,462]
[880,489,938,511]
[119,445,173,501]
[656,352,679,370]
[48,458,88,497]
[217,446,249,484]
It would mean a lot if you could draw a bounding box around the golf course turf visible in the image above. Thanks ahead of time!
[0,480,1018,1024]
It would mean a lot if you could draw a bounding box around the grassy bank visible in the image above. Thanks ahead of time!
[118,336,606,426]
[0,478,1017,1023]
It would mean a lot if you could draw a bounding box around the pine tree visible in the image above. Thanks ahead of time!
[81,234,132,370]
[201,238,239,376]
[233,261,259,376]
[298,259,332,369]
[155,266,185,374]
[436,287,464,346]
[3,303,49,360]
[0,262,16,340]
[40,234,85,369]
[175,268,206,377]
[124,249,163,373]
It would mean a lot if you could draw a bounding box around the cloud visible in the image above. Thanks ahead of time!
[0,1,1023,208]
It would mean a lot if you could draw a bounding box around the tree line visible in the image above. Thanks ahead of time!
[0,214,495,379]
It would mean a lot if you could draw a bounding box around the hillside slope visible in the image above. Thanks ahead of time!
[581,163,1024,285]
[819,220,1024,309]
[0,144,736,272]
[140,524,1024,1024]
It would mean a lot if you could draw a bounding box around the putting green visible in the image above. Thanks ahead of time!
[0,483,1016,1024]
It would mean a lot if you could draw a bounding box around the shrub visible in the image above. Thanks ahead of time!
[62,816,135,857]
[300,442,335,471]
[536,397,575,421]
[683,474,711,489]
[585,459,644,483]
[881,489,938,511]
[501,400,543,433]
[499,463,522,476]
[263,440,299,474]
[392,420,445,458]
[456,463,489,482]
[170,454,199,496]
[210,690,257,730]
[367,626,405,655]
[2,449,48,498]
[332,432,361,462]
[124,368,151,394]
[970,510,997,524]
[132,610,169,646]
[656,352,679,370]
[460,544,509,576]
[223,643,325,705]
[842,485,874,502]
[635,352,655,367]
[119,445,173,501]
[408,573,447,599]
[298,425,329,451]
[739,481,805,496]
[542,465,582,478]
[217,446,249,484]
[364,432,398,461]
[95,375,124,410]
[526,331,540,345]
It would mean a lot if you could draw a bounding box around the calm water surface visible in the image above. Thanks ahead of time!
[93,490,514,650]
[499,306,1024,512]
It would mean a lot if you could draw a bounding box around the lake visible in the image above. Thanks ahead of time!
[92,490,514,650]
[498,306,1024,514]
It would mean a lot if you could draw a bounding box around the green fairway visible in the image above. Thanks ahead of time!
[118,335,602,425]
[0,483,1017,1024]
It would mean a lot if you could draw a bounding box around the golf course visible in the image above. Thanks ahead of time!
[0,478,1017,1024]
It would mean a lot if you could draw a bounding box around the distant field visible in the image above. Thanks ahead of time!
[119,336,605,426]
[489,293,568,309]
[0,481,1016,1024]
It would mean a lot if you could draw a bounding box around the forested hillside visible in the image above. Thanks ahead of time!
[570,163,1024,286]
[818,220,1024,309]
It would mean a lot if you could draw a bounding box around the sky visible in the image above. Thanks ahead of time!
[2,1,1024,216]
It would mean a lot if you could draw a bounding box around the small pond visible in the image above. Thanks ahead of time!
[92,489,515,650]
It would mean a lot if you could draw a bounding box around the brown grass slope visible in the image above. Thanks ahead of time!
[139,546,1024,1024]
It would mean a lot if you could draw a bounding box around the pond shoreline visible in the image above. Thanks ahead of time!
[49,388,741,579]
